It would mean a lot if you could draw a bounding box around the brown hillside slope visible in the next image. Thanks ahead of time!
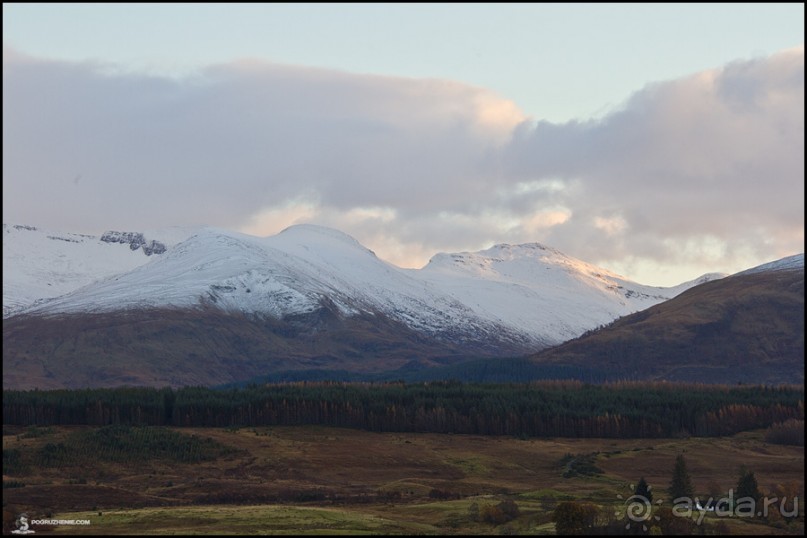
[531,268,804,384]
[2,303,500,390]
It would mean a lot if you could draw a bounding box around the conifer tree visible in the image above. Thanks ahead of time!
[635,476,653,503]
[736,468,761,504]
[669,454,694,502]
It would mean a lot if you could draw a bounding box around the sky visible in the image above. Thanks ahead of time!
[3,3,804,286]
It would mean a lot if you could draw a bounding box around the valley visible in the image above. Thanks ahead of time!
[3,425,803,535]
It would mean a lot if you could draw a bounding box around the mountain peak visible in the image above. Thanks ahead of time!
[425,241,564,268]
[278,223,365,247]
[488,241,559,254]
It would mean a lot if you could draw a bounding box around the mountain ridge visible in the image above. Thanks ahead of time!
[7,222,799,389]
[4,222,722,348]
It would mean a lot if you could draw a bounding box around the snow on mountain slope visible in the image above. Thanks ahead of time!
[20,225,521,345]
[736,253,804,275]
[4,223,726,347]
[27,226,373,317]
[416,243,724,343]
[2,224,196,316]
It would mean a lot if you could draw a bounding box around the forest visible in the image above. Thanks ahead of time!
[4,380,803,439]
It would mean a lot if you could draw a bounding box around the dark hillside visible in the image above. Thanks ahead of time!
[532,268,804,384]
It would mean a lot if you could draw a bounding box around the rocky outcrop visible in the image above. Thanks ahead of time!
[142,240,167,255]
[100,231,166,256]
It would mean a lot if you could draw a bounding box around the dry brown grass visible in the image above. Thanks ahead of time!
[3,425,803,534]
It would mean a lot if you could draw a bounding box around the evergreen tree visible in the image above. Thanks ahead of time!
[635,476,653,503]
[736,468,761,504]
[669,454,694,502]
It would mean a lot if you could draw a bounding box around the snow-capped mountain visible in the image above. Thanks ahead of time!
[4,223,722,348]
[2,223,195,317]
[416,243,725,344]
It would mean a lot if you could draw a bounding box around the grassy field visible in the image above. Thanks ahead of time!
[3,425,803,534]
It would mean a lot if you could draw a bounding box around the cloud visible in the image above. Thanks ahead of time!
[3,47,523,229]
[501,46,804,277]
[2,45,803,284]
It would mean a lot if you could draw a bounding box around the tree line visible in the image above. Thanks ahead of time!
[3,381,803,438]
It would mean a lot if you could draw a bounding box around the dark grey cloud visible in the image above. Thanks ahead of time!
[3,45,803,283]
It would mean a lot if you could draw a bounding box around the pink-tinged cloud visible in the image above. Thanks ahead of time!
[2,45,803,283]
[503,46,803,274]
